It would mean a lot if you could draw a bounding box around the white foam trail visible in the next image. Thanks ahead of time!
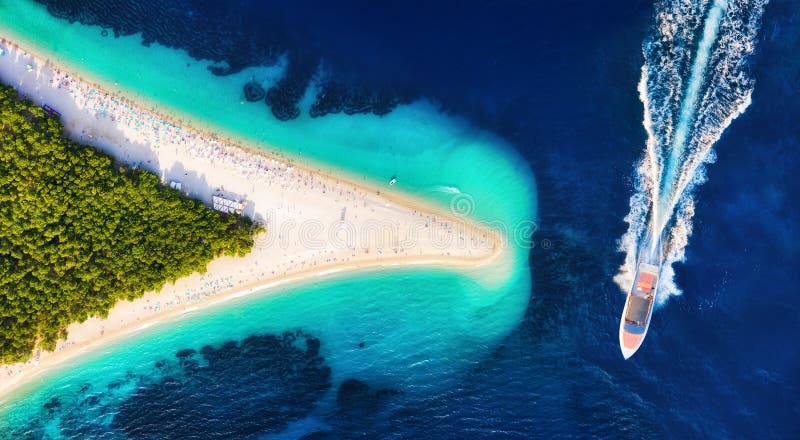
[616,0,767,305]
[430,185,462,194]
[656,0,726,239]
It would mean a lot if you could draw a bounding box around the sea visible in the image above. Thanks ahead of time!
[0,0,797,438]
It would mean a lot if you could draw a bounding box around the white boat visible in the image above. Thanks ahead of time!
[619,262,659,359]
[389,176,397,186]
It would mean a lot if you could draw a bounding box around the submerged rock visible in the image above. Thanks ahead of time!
[243,81,266,102]
[265,55,316,120]
[43,397,61,414]
[299,431,336,440]
[336,379,400,413]
[310,82,413,118]
[306,336,321,356]
[175,348,196,359]
[111,331,331,439]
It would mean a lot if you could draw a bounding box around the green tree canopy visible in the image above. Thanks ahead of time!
[0,83,261,363]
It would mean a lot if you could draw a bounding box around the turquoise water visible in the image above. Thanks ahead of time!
[0,0,535,428]
[0,1,533,227]
[0,268,530,432]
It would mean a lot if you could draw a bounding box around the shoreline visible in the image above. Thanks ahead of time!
[0,28,480,222]
[0,252,500,406]
[0,35,509,400]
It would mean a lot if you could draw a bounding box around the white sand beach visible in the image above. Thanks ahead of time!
[0,37,504,397]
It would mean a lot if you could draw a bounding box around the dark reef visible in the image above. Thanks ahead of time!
[35,0,411,119]
[309,82,412,118]
[112,331,331,438]
[264,55,317,120]
[299,431,338,440]
[35,0,281,75]
[243,81,266,102]
[43,397,61,414]
[9,330,331,440]
[336,378,400,414]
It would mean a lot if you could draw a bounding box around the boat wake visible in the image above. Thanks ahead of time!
[616,0,767,305]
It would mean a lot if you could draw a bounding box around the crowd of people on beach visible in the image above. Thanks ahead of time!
[49,64,492,254]
[0,45,496,384]
[51,68,328,190]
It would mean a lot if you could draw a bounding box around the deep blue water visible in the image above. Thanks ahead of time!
[15,0,800,438]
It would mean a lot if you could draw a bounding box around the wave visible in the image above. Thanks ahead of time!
[429,185,463,194]
[616,0,767,304]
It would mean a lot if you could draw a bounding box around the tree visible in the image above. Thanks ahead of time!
[0,82,262,363]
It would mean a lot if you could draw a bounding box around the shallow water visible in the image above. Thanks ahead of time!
[1,0,798,438]
[0,269,531,438]
[0,1,536,437]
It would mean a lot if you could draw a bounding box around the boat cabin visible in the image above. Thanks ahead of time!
[625,268,657,326]
[634,272,655,297]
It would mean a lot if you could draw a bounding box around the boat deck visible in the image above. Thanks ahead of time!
[625,265,657,326]
[625,295,652,326]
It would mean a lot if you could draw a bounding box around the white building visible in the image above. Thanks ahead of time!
[212,195,245,215]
